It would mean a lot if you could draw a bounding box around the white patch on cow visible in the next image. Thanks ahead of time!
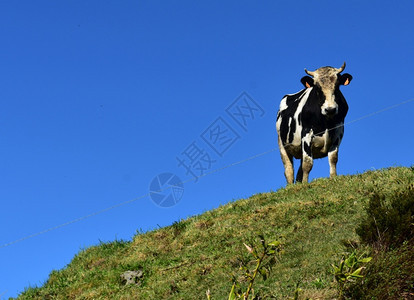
[303,129,313,147]
[312,135,325,148]
[320,129,330,153]
[279,97,288,112]
[311,129,331,158]
[286,117,292,143]
[276,113,282,134]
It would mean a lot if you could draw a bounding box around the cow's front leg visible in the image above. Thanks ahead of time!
[297,132,313,183]
[278,136,294,184]
[328,147,338,177]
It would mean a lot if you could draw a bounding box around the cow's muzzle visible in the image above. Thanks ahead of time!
[324,107,338,116]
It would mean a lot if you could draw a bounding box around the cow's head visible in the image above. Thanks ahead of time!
[300,62,352,116]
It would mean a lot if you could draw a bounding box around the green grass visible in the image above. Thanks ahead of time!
[16,167,414,299]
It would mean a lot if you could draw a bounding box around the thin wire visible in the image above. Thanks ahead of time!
[1,97,413,249]
[0,194,151,249]
[346,98,414,126]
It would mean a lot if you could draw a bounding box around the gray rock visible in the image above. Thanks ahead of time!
[120,270,144,286]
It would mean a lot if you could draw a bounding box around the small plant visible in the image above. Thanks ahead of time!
[356,186,414,249]
[331,251,372,299]
[342,238,414,299]
[207,235,284,300]
[310,278,326,289]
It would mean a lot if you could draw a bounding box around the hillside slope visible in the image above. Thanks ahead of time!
[17,167,414,299]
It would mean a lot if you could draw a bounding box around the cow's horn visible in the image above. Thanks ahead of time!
[336,62,346,73]
[304,68,316,77]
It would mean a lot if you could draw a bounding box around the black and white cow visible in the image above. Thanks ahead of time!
[276,62,352,184]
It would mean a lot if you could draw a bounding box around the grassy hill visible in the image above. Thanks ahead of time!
[17,167,414,299]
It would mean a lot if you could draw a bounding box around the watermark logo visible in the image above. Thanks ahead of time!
[201,117,241,157]
[226,91,265,132]
[176,141,217,183]
[149,173,184,207]
[149,91,265,207]
[175,92,264,183]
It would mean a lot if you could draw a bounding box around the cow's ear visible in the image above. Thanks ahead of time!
[301,76,314,88]
[339,73,353,86]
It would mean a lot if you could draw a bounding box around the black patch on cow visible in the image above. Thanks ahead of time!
[288,117,295,144]
[297,112,302,126]
[300,88,328,135]
[303,138,312,157]
[278,89,307,144]
[332,129,344,148]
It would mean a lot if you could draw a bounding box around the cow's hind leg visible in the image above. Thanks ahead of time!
[278,137,294,184]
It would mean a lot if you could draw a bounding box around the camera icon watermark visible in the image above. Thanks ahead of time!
[149,172,184,208]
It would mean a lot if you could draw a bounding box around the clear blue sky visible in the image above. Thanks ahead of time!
[1,1,413,298]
